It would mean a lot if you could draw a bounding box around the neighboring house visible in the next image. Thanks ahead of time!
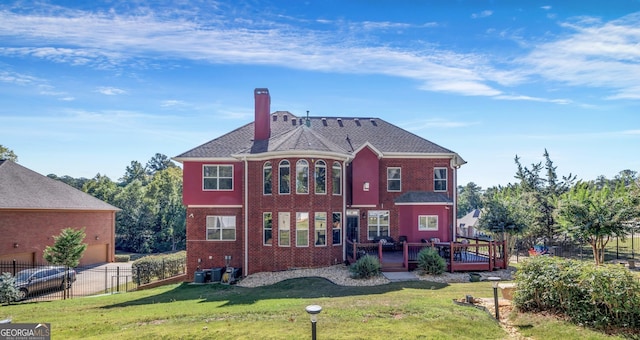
[0,160,119,266]
[174,88,466,277]
[457,209,482,238]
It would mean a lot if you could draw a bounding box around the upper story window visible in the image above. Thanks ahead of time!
[206,216,236,241]
[434,167,447,191]
[387,167,401,192]
[296,160,309,194]
[263,161,272,195]
[279,160,290,194]
[314,160,326,194]
[332,162,342,195]
[203,165,233,191]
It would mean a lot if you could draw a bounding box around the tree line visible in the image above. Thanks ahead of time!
[457,149,640,265]
[48,153,186,254]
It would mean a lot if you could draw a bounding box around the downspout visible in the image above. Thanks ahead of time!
[342,160,347,262]
[244,157,249,276]
[451,160,458,242]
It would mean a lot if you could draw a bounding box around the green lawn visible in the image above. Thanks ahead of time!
[1,278,627,339]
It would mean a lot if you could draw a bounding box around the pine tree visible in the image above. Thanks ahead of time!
[43,228,88,268]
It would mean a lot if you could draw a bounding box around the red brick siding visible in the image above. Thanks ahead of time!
[0,209,116,265]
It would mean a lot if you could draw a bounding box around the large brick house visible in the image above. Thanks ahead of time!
[0,160,119,266]
[174,88,465,277]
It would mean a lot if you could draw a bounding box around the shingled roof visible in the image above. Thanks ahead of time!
[0,160,119,211]
[175,111,464,163]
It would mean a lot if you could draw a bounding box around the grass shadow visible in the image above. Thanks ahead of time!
[101,276,448,309]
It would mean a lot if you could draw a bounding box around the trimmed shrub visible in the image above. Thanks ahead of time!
[132,251,186,284]
[115,254,130,263]
[349,255,381,279]
[417,247,446,275]
[514,256,640,331]
[0,272,20,305]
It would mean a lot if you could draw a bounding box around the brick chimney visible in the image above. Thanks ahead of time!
[254,88,271,141]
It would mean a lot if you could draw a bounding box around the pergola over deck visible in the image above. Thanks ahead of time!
[346,237,508,273]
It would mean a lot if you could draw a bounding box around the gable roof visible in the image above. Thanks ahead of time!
[0,160,119,211]
[457,209,482,227]
[175,112,465,164]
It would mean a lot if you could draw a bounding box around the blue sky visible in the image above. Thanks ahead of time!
[1,0,639,189]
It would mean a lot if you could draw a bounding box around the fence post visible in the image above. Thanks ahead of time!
[117,266,120,293]
[12,259,16,276]
[105,267,108,294]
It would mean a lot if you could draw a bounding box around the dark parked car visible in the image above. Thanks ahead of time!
[14,266,77,300]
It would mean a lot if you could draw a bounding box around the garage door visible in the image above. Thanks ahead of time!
[81,244,108,266]
[0,252,34,264]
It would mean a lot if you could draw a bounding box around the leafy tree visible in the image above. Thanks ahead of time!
[513,149,576,245]
[47,174,89,190]
[120,160,148,186]
[43,228,88,267]
[478,185,530,260]
[0,272,20,305]
[557,181,640,265]
[113,180,155,253]
[83,174,119,203]
[146,153,177,175]
[457,182,483,218]
[146,167,186,251]
[0,145,18,162]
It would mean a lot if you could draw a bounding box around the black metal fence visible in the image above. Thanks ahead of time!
[513,235,639,263]
[1,261,135,303]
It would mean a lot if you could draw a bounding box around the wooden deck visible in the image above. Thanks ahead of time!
[347,238,508,273]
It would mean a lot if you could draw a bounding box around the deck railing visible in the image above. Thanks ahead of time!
[348,237,507,272]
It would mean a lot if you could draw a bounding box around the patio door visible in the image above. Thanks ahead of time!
[346,210,359,243]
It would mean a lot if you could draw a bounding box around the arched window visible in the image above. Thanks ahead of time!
[332,161,342,195]
[314,160,326,194]
[296,159,309,194]
[263,161,272,195]
[279,160,290,194]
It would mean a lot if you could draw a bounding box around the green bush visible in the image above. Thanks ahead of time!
[349,255,381,279]
[417,247,446,275]
[0,272,20,305]
[132,251,186,284]
[115,254,130,263]
[514,256,640,331]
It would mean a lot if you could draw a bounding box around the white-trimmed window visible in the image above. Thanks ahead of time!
[418,215,438,231]
[332,162,342,195]
[279,160,290,194]
[314,160,326,194]
[296,160,309,194]
[203,165,233,190]
[206,216,236,241]
[263,212,273,245]
[332,212,342,245]
[263,161,272,195]
[387,167,401,192]
[278,212,290,246]
[314,212,327,246]
[367,210,389,240]
[434,167,447,191]
[296,212,309,247]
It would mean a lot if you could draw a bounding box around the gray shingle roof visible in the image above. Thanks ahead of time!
[0,160,120,211]
[394,191,453,204]
[175,112,460,160]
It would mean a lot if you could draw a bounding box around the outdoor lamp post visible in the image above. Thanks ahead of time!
[305,305,322,340]
[488,276,501,320]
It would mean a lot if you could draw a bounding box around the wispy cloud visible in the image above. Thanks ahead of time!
[1,4,638,103]
[0,70,38,85]
[96,87,126,95]
[471,10,493,19]
[519,13,640,100]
